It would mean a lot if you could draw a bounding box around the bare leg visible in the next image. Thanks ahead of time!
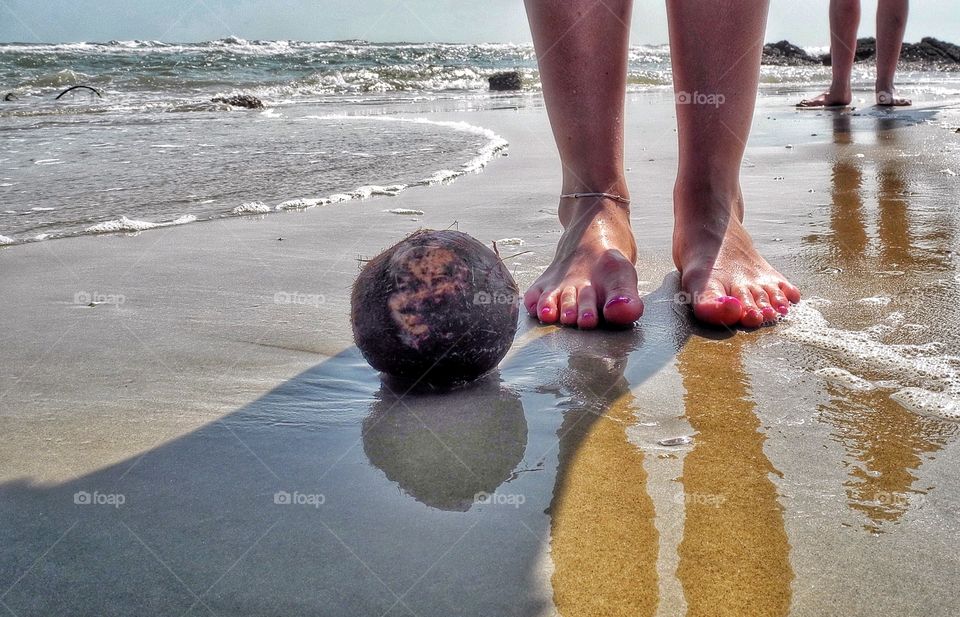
[522,0,643,328]
[798,0,860,107]
[875,0,911,105]
[668,0,801,328]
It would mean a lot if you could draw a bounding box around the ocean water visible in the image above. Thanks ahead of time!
[1,38,958,244]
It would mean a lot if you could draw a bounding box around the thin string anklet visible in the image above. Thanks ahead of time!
[559,192,631,205]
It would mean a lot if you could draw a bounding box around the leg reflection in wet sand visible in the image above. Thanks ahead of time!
[546,328,660,617]
[676,335,793,617]
[816,114,952,531]
[827,113,869,265]
[544,285,793,616]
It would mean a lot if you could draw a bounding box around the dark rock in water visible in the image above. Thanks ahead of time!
[821,36,960,66]
[351,229,519,386]
[762,40,820,66]
[3,93,15,101]
[211,94,265,109]
[900,37,960,64]
[488,71,523,91]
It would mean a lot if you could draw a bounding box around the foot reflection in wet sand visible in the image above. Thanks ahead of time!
[676,335,793,617]
[546,328,659,617]
[543,278,793,617]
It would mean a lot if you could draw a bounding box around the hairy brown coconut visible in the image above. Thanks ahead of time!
[351,229,519,385]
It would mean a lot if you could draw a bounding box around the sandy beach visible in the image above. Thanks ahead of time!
[2,88,960,616]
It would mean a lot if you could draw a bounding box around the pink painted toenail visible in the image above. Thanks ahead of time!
[776,304,789,315]
[540,307,552,317]
[582,310,595,320]
[761,307,778,321]
[563,309,577,320]
[605,295,632,308]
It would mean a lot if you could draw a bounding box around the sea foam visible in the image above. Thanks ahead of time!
[85,215,197,233]
[232,202,271,215]
[784,301,960,421]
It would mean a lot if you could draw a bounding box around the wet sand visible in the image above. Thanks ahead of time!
[2,90,960,616]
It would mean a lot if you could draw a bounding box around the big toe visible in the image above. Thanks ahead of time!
[693,293,743,328]
[603,293,644,325]
[596,251,643,325]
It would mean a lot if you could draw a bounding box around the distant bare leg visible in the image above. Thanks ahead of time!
[798,0,860,107]
[875,0,911,105]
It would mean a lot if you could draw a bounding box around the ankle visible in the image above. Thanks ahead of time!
[560,175,629,200]
[558,194,631,228]
[829,81,852,97]
[673,183,744,233]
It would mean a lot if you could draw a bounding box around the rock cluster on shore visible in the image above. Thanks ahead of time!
[762,37,960,66]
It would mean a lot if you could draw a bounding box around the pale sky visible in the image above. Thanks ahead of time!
[1,0,957,46]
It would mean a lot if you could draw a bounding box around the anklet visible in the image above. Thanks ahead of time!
[559,192,631,205]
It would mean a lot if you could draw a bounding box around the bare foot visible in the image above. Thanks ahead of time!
[876,89,911,106]
[796,89,852,108]
[524,196,643,329]
[672,189,801,329]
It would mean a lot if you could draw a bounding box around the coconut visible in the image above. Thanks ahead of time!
[351,229,519,385]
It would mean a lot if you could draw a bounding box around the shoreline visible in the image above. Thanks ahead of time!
[3,83,959,248]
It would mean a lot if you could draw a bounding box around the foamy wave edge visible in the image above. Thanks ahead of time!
[84,215,198,234]
[0,116,507,246]
[231,114,509,214]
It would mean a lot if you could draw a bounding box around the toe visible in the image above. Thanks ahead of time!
[537,290,560,324]
[603,294,643,325]
[691,282,743,327]
[559,286,578,326]
[779,280,801,304]
[750,286,779,324]
[764,284,790,315]
[732,284,763,328]
[523,287,542,317]
[577,285,600,329]
[596,251,643,325]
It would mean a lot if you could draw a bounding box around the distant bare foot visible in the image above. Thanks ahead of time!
[524,196,643,329]
[672,189,801,329]
[876,89,911,106]
[796,88,852,108]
